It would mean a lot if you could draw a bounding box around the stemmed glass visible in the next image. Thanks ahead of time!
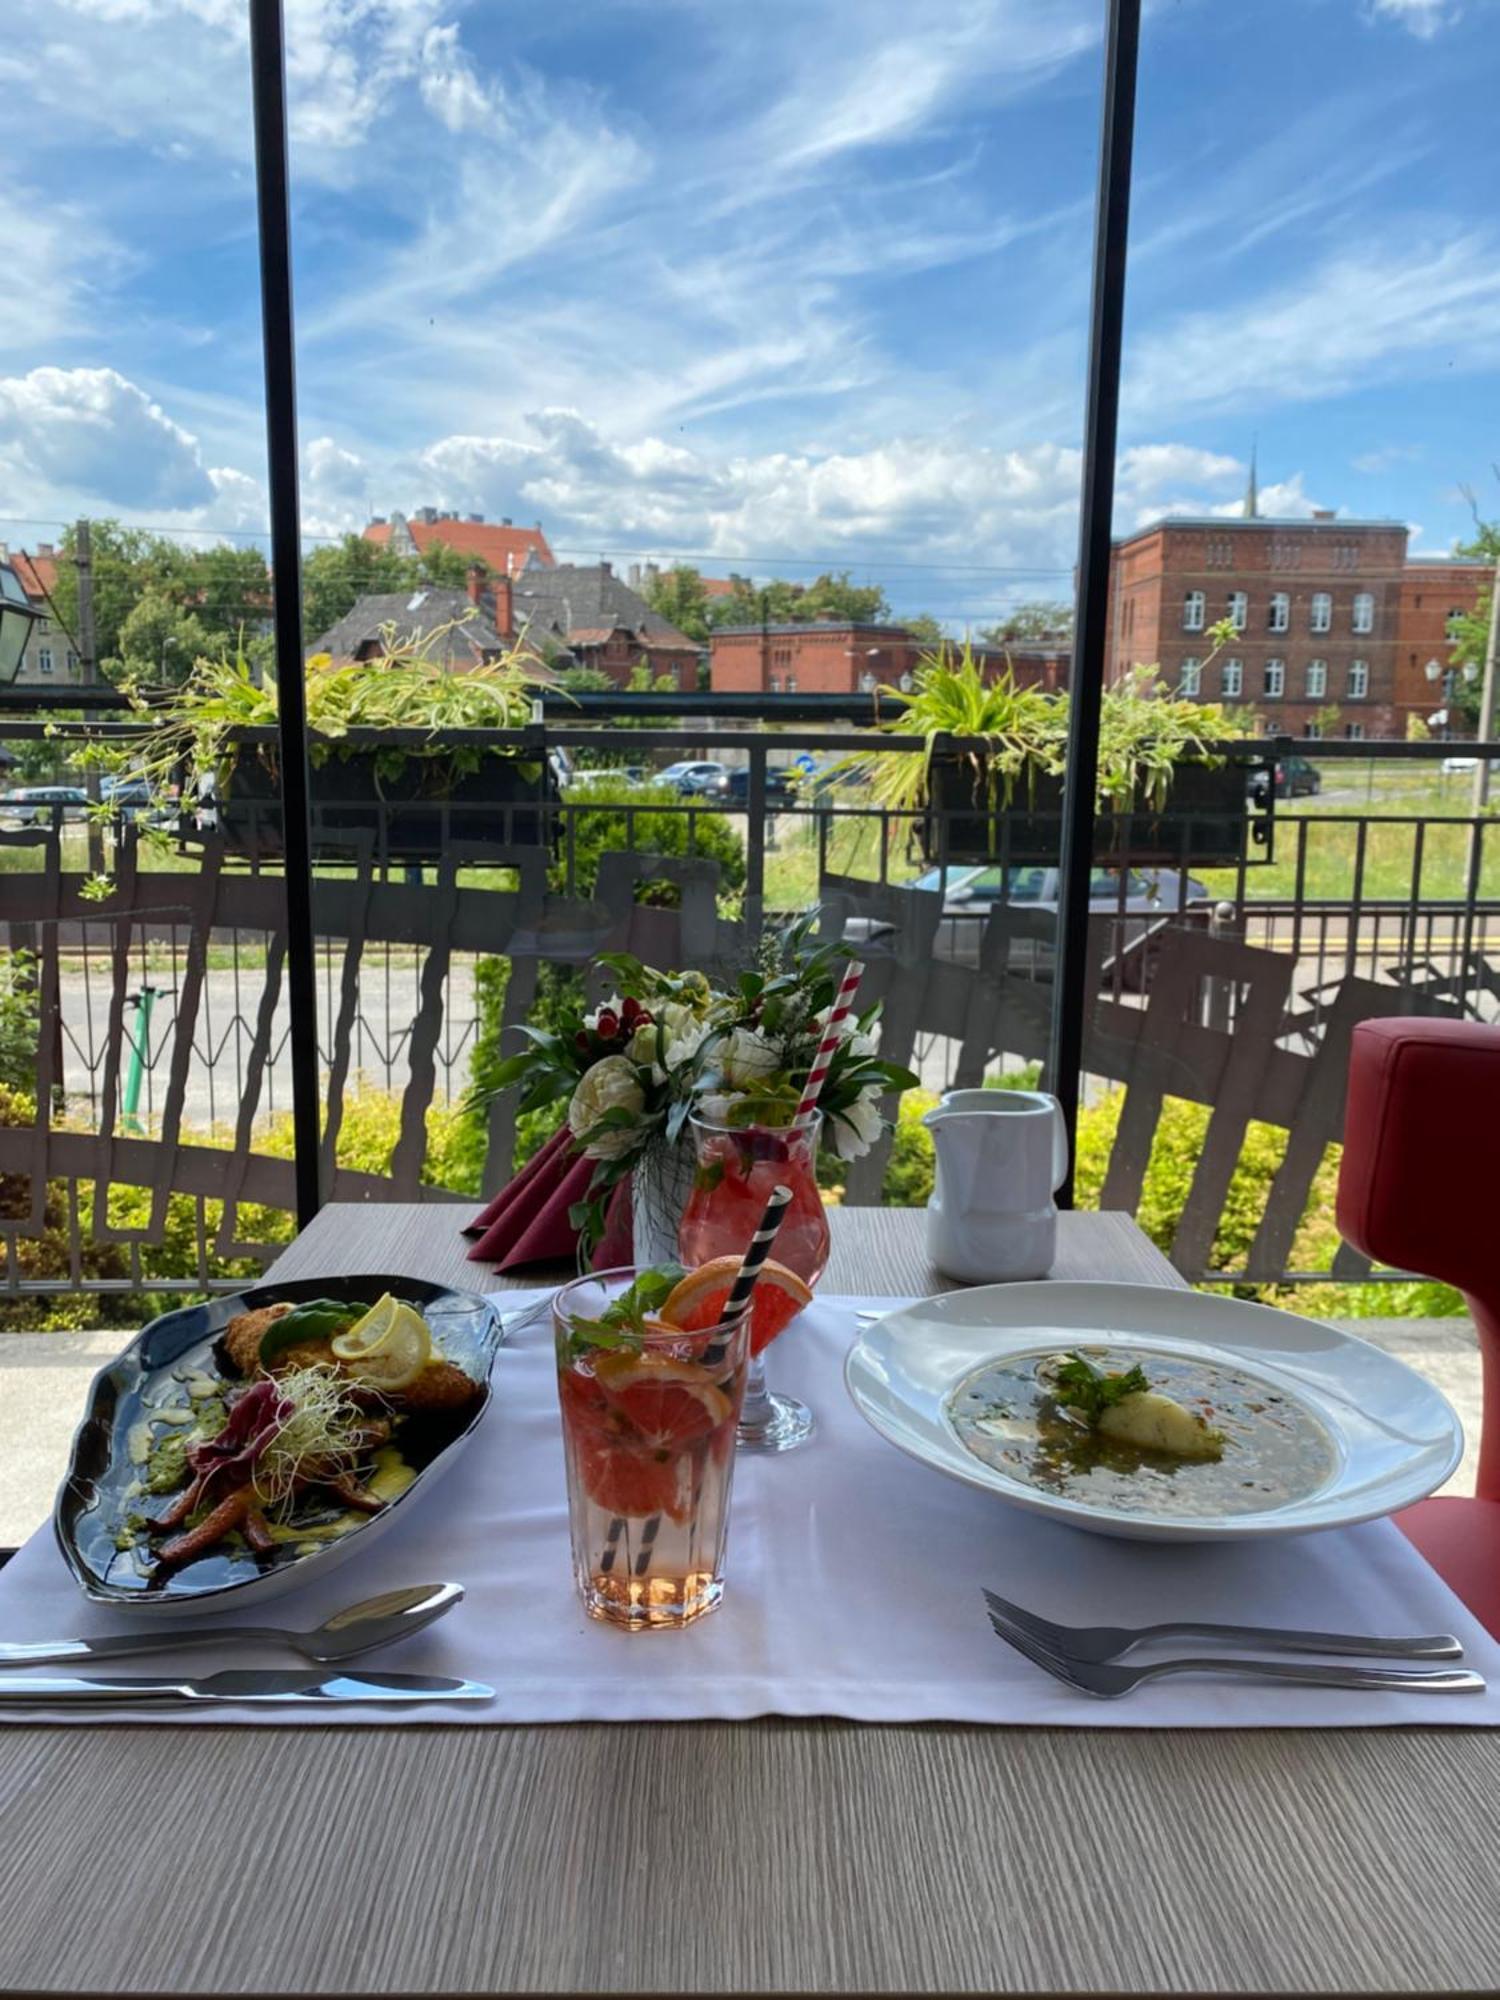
[677,1111,830,1452]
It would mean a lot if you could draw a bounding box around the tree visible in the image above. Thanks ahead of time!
[416,538,485,588]
[641,565,712,642]
[110,590,213,684]
[902,613,944,644]
[50,521,192,667]
[705,570,889,630]
[301,533,414,641]
[978,600,1075,646]
[1448,517,1498,731]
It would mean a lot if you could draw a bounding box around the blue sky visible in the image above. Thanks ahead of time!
[0,0,1496,627]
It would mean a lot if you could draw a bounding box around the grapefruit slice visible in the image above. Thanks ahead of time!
[593,1352,732,1448]
[658,1255,813,1357]
[573,1432,694,1521]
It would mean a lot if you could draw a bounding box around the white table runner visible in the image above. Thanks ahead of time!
[2,1292,1498,1727]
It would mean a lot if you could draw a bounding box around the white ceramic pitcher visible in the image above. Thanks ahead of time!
[923,1088,1069,1283]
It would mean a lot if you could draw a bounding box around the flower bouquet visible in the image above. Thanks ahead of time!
[466,916,918,1268]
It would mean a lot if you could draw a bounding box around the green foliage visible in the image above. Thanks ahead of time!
[641,566,713,643]
[979,600,1075,645]
[48,523,271,670]
[0,956,39,1095]
[559,774,746,897]
[705,571,889,630]
[300,533,414,640]
[1448,517,1497,730]
[109,589,213,685]
[415,538,484,588]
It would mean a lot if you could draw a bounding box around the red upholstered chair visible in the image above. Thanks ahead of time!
[1337,1016,1500,1635]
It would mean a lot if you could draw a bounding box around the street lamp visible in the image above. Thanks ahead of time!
[1423,658,1443,683]
[0,558,42,684]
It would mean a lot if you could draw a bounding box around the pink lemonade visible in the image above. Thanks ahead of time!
[553,1268,752,1629]
[678,1115,831,1303]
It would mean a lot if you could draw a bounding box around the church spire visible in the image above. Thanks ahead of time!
[1244,438,1259,520]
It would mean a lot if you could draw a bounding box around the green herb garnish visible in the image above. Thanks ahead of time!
[565,1263,685,1359]
[257,1299,360,1366]
[1052,1352,1150,1426]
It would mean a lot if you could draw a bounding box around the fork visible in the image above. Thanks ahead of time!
[982,1588,1463,1663]
[985,1608,1485,1700]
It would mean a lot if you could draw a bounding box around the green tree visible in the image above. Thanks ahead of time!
[301,533,415,642]
[902,613,944,644]
[1449,519,1497,731]
[188,544,272,638]
[642,565,712,642]
[706,571,889,629]
[50,521,192,666]
[416,538,485,588]
[110,589,213,684]
[978,600,1075,646]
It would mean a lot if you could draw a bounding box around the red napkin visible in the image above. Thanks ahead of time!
[464,1128,636,1272]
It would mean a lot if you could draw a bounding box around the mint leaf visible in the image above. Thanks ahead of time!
[1052,1351,1150,1425]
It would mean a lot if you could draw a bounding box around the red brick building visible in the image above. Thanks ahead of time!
[1393,556,1491,737]
[710,617,1067,696]
[1108,513,1408,740]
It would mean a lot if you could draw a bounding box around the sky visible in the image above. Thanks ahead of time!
[0,0,1497,628]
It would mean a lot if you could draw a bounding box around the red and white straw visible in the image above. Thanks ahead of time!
[791,958,865,1130]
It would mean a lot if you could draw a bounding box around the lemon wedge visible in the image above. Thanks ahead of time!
[330,1294,432,1391]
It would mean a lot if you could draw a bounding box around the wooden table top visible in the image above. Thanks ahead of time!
[1,1204,1497,1998]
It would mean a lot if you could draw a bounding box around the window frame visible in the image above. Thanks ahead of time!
[1227,590,1248,631]
[1268,592,1289,633]
[1179,656,1201,696]
[1182,589,1206,633]
[1220,656,1243,698]
[1348,658,1369,699]
[1305,659,1327,698]
[1309,591,1332,634]
[1263,658,1285,698]
[1352,591,1375,635]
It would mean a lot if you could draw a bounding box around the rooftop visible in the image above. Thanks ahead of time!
[1115,513,1406,545]
[512,562,697,649]
[364,512,554,575]
[311,587,506,666]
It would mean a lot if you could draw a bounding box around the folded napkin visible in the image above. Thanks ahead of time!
[464,1129,632,1270]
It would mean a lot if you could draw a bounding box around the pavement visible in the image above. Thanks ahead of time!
[0,1314,1484,1553]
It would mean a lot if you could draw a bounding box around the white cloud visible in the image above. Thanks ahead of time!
[418,22,504,134]
[1116,444,1242,498]
[0,366,215,511]
[1124,233,1500,422]
[1366,0,1460,35]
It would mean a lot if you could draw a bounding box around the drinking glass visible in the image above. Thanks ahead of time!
[677,1112,829,1453]
[553,1267,751,1629]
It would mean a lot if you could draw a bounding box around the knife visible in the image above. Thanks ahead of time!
[0,1669,493,1706]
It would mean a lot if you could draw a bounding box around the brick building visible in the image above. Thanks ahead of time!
[710,617,1068,696]
[1108,513,1409,740]
[1393,556,1491,737]
[511,562,700,689]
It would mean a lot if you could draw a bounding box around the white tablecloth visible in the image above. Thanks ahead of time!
[1,1292,1498,1727]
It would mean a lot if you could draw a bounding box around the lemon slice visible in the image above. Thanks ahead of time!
[330,1294,432,1391]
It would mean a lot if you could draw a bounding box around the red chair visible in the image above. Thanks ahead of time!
[1337,1016,1500,1635]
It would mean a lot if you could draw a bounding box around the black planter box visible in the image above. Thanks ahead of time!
[922,753,1267,868]
[207,744,556,862]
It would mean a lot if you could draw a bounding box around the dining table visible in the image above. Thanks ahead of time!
[2,1200,1498,1999]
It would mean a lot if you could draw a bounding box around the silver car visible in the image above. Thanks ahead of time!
[844,863,1211,978]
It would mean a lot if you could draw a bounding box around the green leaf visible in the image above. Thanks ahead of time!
[1052,1352,1150,1425]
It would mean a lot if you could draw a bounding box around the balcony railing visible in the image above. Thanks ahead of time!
[1,712,1496,1320]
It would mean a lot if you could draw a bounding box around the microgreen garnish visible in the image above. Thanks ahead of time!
[1052,1352,1150,1426]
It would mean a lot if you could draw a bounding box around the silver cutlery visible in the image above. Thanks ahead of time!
[0,1581,464,1669]
[986,1607,1484,1699]
[982,1587,1463,1664]
[0,1669,492,1706]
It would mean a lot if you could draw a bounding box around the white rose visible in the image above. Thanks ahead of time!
[814,1004,876,1058]
[722,1027,781,1089]
[568,1054,646,1159]
[830,1089,885,1161]
[659,1004,711,1068]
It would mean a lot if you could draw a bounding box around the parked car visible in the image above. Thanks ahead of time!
[100,776,154,819]
[843,863,1211,978]
[1441,755,1478,776]
[1250,756,1322,807]
[722,765,798,808]
[658,760,730,796]
[4,785,91,824]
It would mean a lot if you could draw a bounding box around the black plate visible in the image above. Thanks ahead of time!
[54,1273,504,1612]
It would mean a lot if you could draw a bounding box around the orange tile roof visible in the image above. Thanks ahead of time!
[12,551,57,601]
[363,517,554,573]
[701,576,740,598]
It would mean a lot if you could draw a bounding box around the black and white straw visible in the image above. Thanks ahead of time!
[702,1182,794,1366]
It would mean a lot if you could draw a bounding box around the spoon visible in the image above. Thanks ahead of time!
[0,1582,465,1669]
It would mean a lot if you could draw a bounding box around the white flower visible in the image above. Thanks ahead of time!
[568,1055,646,1159]
[814,1004,876,1058]
[583,996,623,1034]
[658,1002,712,1067]
[722,1027,781,1089]
[829,1088,885,1161]
[696,1089,742,1127]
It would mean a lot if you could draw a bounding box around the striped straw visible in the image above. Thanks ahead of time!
[701,1182,793,1367]
[791,958,865,1131]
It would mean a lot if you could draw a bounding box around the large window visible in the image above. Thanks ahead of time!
[1310,592,1332,633]
[1179,657,1201,695]
[1221,657,1243,698]
[1264,658,1285,697]
[1182,590,1206,632]
[1352,592,1375,634]
[1227,590,1248,630]
[1345,722,1366,741]
[1306,659,1327,698]
[1348,659,1369,698]
[1268,593,1289,632]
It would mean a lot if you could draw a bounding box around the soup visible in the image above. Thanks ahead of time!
[946,1345,1336,1519]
